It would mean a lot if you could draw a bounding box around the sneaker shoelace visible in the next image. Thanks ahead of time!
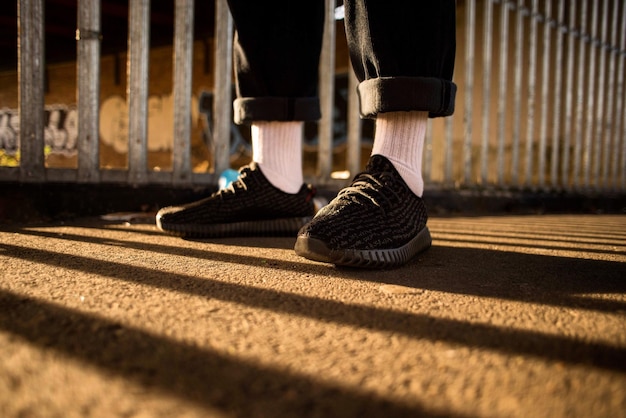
[336,171,401,214]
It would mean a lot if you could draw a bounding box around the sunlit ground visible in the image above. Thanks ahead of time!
[0,214,624,417]
[430,215,626,262]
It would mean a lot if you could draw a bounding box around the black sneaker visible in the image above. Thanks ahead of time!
[295,155,431,268]
[156,163,317,238]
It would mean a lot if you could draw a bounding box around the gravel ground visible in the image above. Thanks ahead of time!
[1,214,625,417]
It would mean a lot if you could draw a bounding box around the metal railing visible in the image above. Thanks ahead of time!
[2,0,626,194]
[450,0,626,192]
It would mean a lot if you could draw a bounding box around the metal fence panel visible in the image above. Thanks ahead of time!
[445,0,626,193]
[3,0,626,196]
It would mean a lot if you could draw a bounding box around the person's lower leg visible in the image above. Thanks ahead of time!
[251,121,304,194]
[371,111,428,197]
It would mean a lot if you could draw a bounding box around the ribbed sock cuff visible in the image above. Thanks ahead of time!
[372,111,428,197]
[252,121,304,194]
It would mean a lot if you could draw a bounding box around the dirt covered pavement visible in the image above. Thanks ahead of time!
[1,214,625,417]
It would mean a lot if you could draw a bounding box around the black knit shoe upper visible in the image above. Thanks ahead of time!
[156,163,316,237]
[295,154,431,268]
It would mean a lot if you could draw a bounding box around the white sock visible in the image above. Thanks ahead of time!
[251,121,304,194]
[371,111,428,197]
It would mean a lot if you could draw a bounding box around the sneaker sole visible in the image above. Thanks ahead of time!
[295,226,432,269]
[157,216,313,238]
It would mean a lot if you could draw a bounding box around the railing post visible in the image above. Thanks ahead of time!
[604,0,620,190]
[480,0,493,186]
[582,0,599,189]
[213,0,233,176]
[496,0,510,187]
[463,0,476,186]
[127,0,150,185]
[318,0,336,182]
[549,0,565,190]
[346,69,361,178]
[562,0,577,190]
[77,0,101,183]
[18,0,45,182]
[618,2,626,191]
[510,0,525,187]
[592,0,609,191]
[537,0,552,190]
[523,0,538,188]
[572,1,589,190]
[172,0,194,184]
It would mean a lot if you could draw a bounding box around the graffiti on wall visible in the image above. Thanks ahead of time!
[0,93,200,159]
[0,109,19,155]
[0,105,79,157]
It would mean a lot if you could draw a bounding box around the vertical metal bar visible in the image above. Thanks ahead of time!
[537,0,551,189]
[76,0,101,183]
[582,0,599,189]
[562,0,577,190]
[463,0,476,185]
[496,0,510,186]
[213,0,233,175]
[444,115,453,186]
[604,0,619,189]
[511,0,525,186]
[318,0,336,181]
[621,84,626,191]
[550,0,565,189]
[524,0,538,187]
[621,84,626,192]
[594,0,609,190]
[18,0,45,181]
[572,1,588,190]
[347,69,361,178]
[424,119,433,182]
[480,0,493,185]
[127,0,150,185]
[172,0,194,184]
[618,3,626,190]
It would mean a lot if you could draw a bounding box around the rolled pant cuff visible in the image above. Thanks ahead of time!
[233,97,321,125]
[358,77,457,119]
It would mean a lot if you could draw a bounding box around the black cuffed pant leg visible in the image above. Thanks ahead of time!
[226,0,325,124]
[344,0,457,118]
